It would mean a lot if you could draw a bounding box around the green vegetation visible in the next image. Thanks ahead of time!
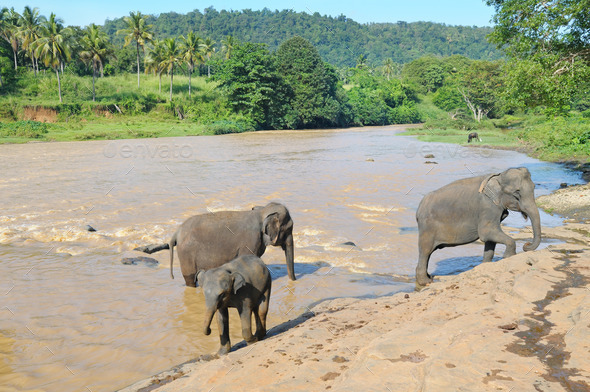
[0,4,588,165]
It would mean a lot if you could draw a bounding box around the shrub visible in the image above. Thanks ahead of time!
[0,120,49,138]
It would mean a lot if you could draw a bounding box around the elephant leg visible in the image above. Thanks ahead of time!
[216,308,231,355]
[183,273,196,288]
[239,306,256,344]
[480,227,516,259]
[256,287,270,340]
[416,231,436,285]
[483,241,496,262]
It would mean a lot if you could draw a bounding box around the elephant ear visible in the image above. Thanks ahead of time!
[232,273,246,294]
[263,212,280,246]
[479,173,502,206]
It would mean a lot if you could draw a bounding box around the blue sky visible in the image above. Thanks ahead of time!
[5,1,495,27]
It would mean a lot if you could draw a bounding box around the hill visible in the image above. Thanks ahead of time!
[102,7,500,67]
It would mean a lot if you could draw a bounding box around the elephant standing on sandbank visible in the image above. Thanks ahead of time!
[169,202,295,287]
[415,167,541,286]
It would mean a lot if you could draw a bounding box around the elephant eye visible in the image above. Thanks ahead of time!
[513,190,521,200]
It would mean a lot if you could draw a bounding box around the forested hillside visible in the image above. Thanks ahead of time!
[102,8,500,67]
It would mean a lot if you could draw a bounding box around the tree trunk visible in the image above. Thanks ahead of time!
[188,62,192,99]
[0,71,3,87]
[92,63,96,102]
[56,68,62,103]
[13,50,17,70]
[32,53,37,77]
[136,41,141,88]
[169,65,174,101]
[207,64,211,78]
[158,72,162,93]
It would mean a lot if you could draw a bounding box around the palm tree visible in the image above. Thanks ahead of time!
[35,13,72,102]
[18,6,44,76]
[356,54,367,69]
[80,24,115,101]
[145,39,165,93]
[160,37,181,101]
[179,31,204,99]
[201,37,216,77]
[383,58,395,81]
[0,7,20,70]
[221,35,235,60]
[117,11,153,88]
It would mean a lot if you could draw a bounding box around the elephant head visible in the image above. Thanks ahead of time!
[254,203,295,281]
[197,269,246,336]
[480,167,541,251]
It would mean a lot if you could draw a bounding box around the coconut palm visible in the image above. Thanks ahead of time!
[201,37,216,77]
[145,39,166,93]
[221,35,236,60]
[117,11,153,88]
[383,58,395,81]
[0,7,20,70]
[179,31,204,99]
[160,37,181,101]
[35,13,72,102]
[80,24,115,101]
[18,6,45,75]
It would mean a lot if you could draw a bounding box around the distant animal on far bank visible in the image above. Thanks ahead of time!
[169,202,295,287]
[198,254,271,355]
[467,132,482,143]
[415,167,541,286]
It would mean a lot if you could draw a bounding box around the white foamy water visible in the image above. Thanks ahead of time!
[0,125,581,391]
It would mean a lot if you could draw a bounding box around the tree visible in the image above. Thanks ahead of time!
[382,58,396,81]
[0,7,20,70]
[117,11,153,88]
[212,42,288,128]
[80,24,115,101]
[201,37,216,77]
[145,39,165,93]
[160,37,181,101]
[179,31,204,98]
[35,13,72,102]
[221,35,236,59]
[457,61,503,122]
[486,0,590,112]
[402,56,446,93]
[275,36,345,128]
[18,6,44,75]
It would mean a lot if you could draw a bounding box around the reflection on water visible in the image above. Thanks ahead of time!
[0,125,580,391]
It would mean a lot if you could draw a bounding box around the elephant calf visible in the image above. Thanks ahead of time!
[415,167,541,286]
[197,254,272,355]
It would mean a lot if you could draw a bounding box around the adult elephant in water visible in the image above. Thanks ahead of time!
[415,167,541,286]
[169,202,295,287]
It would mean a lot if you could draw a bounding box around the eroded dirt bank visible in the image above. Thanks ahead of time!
[120,220,590,392]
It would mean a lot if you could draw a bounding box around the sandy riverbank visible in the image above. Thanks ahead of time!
[119,189,590,392]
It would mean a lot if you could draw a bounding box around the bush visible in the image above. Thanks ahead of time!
[206,119,256,135]
[0,120,49,138]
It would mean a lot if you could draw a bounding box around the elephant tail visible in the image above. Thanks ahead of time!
[169,232,178,279]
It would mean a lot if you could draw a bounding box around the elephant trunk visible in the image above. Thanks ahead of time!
[203,308,215,336]
[522,198,542,252]
[284,233,296,281]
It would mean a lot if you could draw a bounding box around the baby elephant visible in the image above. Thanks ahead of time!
[197,255,271,355]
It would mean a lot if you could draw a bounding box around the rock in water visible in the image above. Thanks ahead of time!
[121,256,160,267]
[85,225,97,232]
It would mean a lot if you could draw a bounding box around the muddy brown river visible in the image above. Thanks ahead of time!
[0,126,581,391]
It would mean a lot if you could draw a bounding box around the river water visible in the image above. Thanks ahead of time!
[0,125,582,391]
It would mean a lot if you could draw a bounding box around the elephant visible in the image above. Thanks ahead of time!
[169,202,295,287]
[467,132,481,143]
[197,254,271,355]
[415,167,541,286]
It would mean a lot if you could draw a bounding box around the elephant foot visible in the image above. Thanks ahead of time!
[217,344,231,356]
[245,336,258,345]
[415,274,433,287]
[503,250,516,259]
[255,330,266,340]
